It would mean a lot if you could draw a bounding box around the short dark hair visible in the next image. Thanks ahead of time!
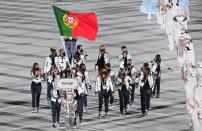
[121,46,127,49]
[77,45,82,50]
[50,48,56,52]
[143,63,149,68]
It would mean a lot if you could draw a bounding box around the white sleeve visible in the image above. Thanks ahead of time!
[161,63,169,69]
[151,64,157,73]
[138,73,144,87]
[148,75,154,88]
[95,77,100,93]
[115,77,122,86]
[43,57,48,74]
[55,57,61,72]
[119,54,123,62]
[109,77,114,92]
[128,76,133,84]
[132,68,138,83]
[104,53,110,64]
[85,72,91,85]
[31,71,35,79]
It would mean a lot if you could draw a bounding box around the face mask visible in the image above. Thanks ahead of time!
[35,68,39,71]
[100,49,104,52]
[62,52,66,56]
[80,49,83,53]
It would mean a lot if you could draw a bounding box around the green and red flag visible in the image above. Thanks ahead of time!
[52,5,98,41]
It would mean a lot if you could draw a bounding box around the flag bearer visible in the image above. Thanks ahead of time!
[43,48,59,101]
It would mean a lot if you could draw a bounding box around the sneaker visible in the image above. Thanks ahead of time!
[156,94,160,98]
[98,115,102,119]
[130,102,135,107]
[98,113,102,119]
[141,113,145,117]
[83,107,87,113]
[104,113,108,118]
[52,123,56,128]
[32,108,36,113]
[72,126,77,129]
[120,112,124,117]
[35,107,39,113]
[56,122,60,127]
[145,111,149,115]
[124,108,128,114]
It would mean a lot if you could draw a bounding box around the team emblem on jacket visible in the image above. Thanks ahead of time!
[63,14,79,28]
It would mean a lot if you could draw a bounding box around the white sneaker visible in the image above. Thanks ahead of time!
[35,107,39,113]
[83,107,87,113]
[56,122,59,127]
[32,108,36,113]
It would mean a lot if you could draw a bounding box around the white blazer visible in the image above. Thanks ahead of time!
[95,76,114,92]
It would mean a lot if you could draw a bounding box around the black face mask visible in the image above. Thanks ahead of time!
[80,49,83,53]
[62,52,66,56]
[122,73,126,76]
[35,68,39,71]
[100,49,104,52]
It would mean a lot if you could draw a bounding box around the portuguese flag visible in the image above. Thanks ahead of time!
[52,5,98,41]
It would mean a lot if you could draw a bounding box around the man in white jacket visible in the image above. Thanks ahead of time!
[119,46,132,69]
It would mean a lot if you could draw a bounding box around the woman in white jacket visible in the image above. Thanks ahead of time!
[95,68,114,118]
[31,63,43,113]
[116,69,133,116]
